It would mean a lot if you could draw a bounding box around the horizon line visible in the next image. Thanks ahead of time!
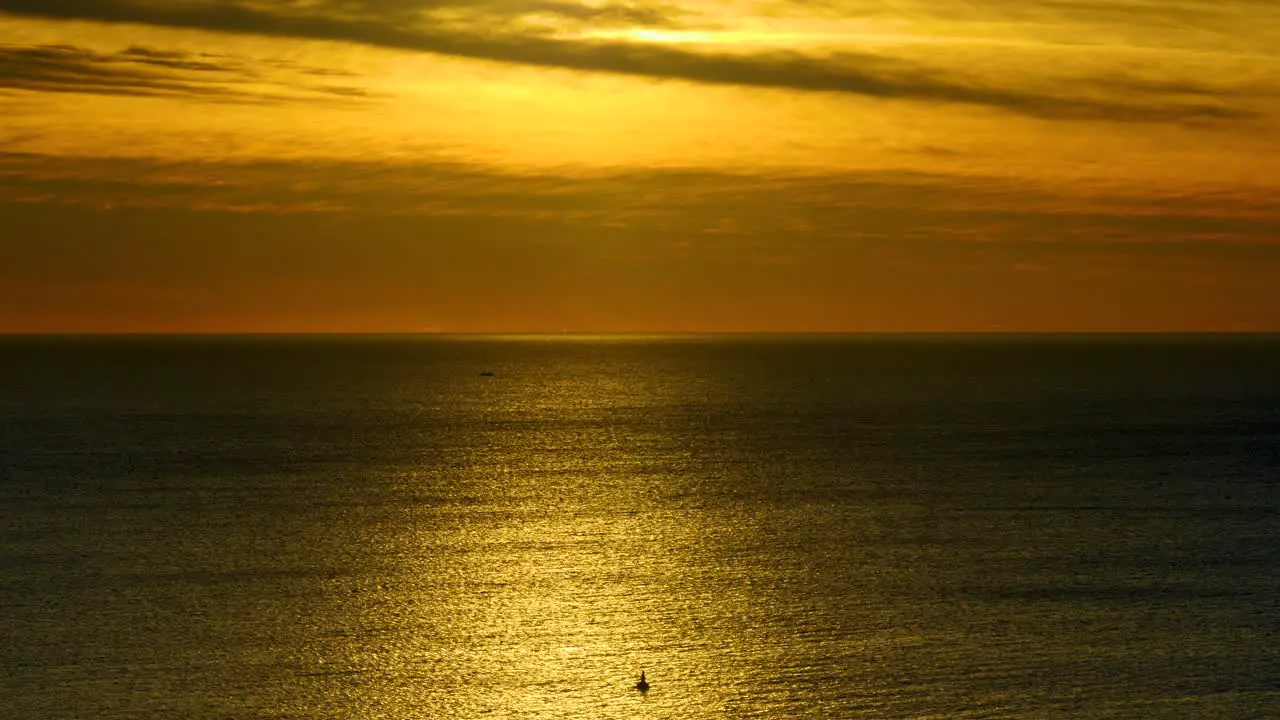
[3,330,1279,339]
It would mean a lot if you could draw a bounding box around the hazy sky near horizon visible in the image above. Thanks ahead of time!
[2,0,1278,332]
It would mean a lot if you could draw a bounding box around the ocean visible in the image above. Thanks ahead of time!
[2,334,1278,719]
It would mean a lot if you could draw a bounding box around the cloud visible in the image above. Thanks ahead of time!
[2,152,1277,253]
[0,43,230,98]
[0,0,691,33]
[455,0,690,27]
[0,0,1261,122]
[0,42,381,102]
[798,0,1279,31]
[3,151,1279,333]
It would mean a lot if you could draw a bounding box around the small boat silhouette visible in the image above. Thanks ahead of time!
[635,670,649,692]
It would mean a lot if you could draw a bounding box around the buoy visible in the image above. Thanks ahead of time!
[635,670,649,692]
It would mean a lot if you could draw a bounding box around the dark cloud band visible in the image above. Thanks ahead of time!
[0,0,1258,122]
[0,42,377,101]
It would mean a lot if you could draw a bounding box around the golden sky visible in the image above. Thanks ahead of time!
[2,0,1278,332]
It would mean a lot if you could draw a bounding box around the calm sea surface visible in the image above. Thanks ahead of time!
[2,335,1278,719]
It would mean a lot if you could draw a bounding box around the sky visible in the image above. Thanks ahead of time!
[1,0,1278,333]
